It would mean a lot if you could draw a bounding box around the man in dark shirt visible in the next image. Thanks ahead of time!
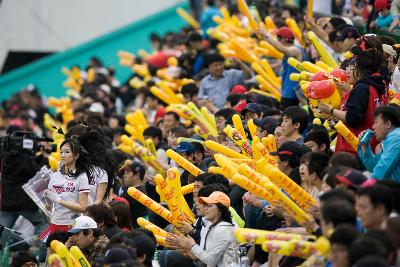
[117,161,148,228]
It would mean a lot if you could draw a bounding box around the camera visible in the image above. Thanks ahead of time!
[0,131,56,158]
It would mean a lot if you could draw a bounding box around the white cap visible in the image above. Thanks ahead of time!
[69,216,97,233]
[89,102,105,113]
[382,44,397,57]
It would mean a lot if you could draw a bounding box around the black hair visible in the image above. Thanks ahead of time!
[319,188,355,205]
[366,230,396,263]
[203,173,230,188]
[357,185,393,215]
[282,106,309,134]
[349,237,387,265]
[373,105,400,127]
[323,165,350,188]
[321,199,357,226]
[82,228,103,238]
[86,203,117,227]
[181,83,199,97]
[354,255,388,267]
[143,126,163,142]
[60,138,97,184]
[352,36,386,79]
[378,35,396,46]
[198,183,229,197]
[216,203,232,224]
[170,126,188,138]
[306,152,330,179]
[329,224,360,247]
[215,108,237,119]
[376,180,400,214]
[206,52,225,66]
[46,231,70,248]
[304,129,330,154]
[329,17,347,28]
[129,234,156,267]
[329,152,360,170]
[11,251,38,267]
[191,142,205,154]
[165,111,180,122]
[110,201,133,231]
[226,94,246,107]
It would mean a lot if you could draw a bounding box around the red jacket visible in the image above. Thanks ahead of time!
[336,74,387,154]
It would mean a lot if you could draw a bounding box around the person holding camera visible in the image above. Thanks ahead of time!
[0,126,48,246]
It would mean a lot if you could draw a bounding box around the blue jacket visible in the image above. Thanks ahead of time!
[358,128,400,182]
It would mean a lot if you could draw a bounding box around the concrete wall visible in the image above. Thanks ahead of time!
[0,0,182,69]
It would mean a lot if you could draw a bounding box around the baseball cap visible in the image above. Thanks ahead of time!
[199,191,230,208]
[174,141,195,154]
[374,0,390,11]
[253,116,280,134]
[230,84,247,94]
[69,216,97,234]
[95,247,134,264]
[276,27,295,40]
[339,27,360,41]
[382,44,397,57]
[270,141,310,162]
[241,103,261,116]
[335,169,367,188]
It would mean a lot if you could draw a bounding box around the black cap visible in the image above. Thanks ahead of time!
[253,116,280,134]
[95,247,134,264]
[340,27,360,41]
[270,141,310,166]
[335,169,367,188]
[174,141,195,154]
[241,103,261,116]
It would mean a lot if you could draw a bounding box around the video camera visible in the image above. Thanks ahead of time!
[0,131,56,158]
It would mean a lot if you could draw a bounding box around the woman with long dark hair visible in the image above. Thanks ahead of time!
[319,35,388,155]
[67,124,117,204]
[176,191,240,266]
[40,139,93,239]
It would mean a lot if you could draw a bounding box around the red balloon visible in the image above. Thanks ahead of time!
[330,69,348,83]
[307,80,335,99]
[311,71,328,82]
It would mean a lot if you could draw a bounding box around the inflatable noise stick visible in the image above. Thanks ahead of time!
[70,246,91,267]
[260,59,280,86]
[232,114,248,143]
[234,228,315,244]
[259,41,284,59]
[237,0,259,31]
[137,217,169,238]
[301,61,326,74]
[315,61,334,73]
[181,183,194,195]
[177,137,205,144]
[50,240,75,267]
[213,154,239,179]
[205,140,249,159]
[165,149,204,177]
[166,168,195,223]
[334,120,360,152]
[224,125,253,158]
[176,7,200,29]
[287,57,306,72]
[308,31,338,68]
[308,0,314,19]
[145,138,157,157]
[128,187,174,223]
[247,119,258,140]
[264,16,276,30]
[257,162,318,212]
[48,254,64,267]
[155,174,186,225]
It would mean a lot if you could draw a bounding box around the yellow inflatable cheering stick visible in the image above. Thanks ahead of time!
[176,7,200,29]
[308,31,338,68]
[224,125,253,157]
[70,246,91,267]
[128,187,174,223]
[334,120,360,152]
[165,149,204,177]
